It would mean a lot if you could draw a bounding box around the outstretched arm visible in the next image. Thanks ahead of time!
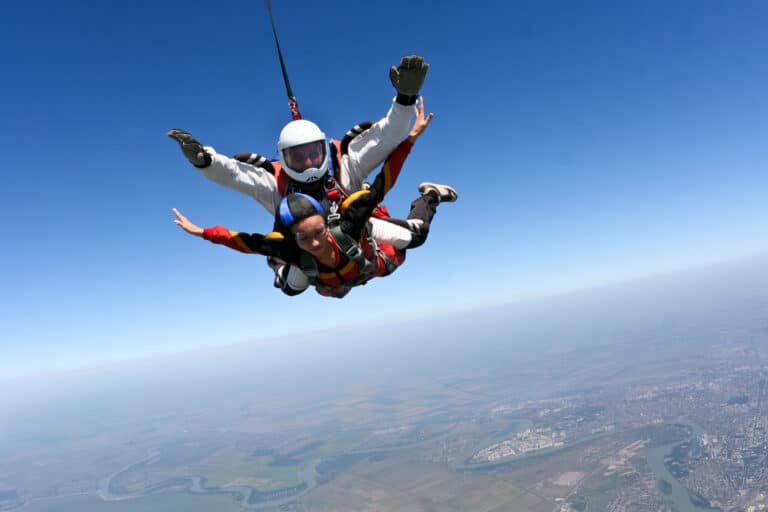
[407,97,434,143]
[340,98,434,233]
[339,55,430,188]
[167,130,282,214]
[172,208,298,261]
[173,207,204,236]
[376,96,433,197]
[349,97,433,206]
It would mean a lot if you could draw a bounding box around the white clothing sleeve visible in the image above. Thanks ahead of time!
[199,147,282,215]
[339,99,415,192]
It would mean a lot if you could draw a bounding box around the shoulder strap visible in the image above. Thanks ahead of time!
[326,205,374,277]
[340,122,374,155]
[231,152,292,195]
[298,251,319,283]
[328,121,375,179]
[232,153,277,175]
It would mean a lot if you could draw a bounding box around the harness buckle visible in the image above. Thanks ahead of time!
[327,202,341,226]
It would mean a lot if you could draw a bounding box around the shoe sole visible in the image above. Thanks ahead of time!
[419,182,458,202]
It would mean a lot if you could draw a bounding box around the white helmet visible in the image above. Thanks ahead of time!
[277,120,329,183]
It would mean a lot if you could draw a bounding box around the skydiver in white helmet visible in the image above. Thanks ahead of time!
[172,102,457,298]
[168,55,430,295]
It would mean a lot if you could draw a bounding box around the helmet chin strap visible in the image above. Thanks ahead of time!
[265,0,302,120]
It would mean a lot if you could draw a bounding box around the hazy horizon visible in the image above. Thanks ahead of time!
[4,250,767,383]
[5,250,768,427]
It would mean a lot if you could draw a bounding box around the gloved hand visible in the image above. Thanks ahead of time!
[389,55,429,105]
[167,129,212,168]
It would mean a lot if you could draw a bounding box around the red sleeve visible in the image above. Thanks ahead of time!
[202,226,252,253]
[378,139,413,196]
[337,138,415,234]
[202,226,294,261]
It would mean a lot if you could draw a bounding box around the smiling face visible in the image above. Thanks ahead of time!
[291,214,330,258]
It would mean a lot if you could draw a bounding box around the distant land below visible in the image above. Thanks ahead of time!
[4,253,768,510]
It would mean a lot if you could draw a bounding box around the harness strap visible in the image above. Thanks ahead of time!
[232,152,276,175]
[326,211,374,277]
[328,140,339,177]
[298,251,319,281]
[340,122,374,155]
[299,204,377,293]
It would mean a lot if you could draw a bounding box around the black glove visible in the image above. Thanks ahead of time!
[389,55,429,106]
[167,129,212,168]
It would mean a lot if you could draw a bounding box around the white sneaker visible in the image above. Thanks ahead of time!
[418,182,458,203]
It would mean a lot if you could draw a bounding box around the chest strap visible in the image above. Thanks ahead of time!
[299,203,400,294]
[298,204,374,290]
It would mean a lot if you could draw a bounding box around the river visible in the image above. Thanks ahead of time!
[645,424,717,512]
[97,427,456,510]
[452,419,719,511]
[98,451,320,510]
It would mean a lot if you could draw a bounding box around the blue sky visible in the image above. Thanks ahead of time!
[2,1,767,378]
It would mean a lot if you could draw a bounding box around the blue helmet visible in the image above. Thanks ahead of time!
[277,193,325,228]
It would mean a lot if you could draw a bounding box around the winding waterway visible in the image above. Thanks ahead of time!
[97,449,320,510]
[96,428,457,510]
[451,419,718,511]
[451,419,534,470]
[645,424,716,512]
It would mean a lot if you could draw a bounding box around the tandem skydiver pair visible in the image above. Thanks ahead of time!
[169,55,458,298]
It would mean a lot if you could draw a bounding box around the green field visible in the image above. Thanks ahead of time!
[21,492,242,512]
[194,449,300,490]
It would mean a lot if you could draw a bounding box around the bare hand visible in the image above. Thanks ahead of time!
[407,97,434,142]
[172,208,204,237]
